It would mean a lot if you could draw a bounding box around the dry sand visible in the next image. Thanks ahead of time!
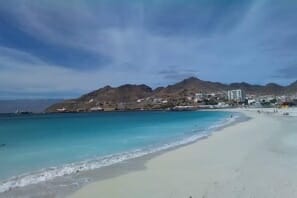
[69,110,297,198]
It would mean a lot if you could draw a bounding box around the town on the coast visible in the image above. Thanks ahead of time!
[46,77,297,113]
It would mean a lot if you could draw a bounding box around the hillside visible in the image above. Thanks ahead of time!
[46,77,297,112]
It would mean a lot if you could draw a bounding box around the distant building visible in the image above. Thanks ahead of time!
[162,100,168,104]
[194,93,204,103]
[56,107,66,112]
[89,106,103,111]
[227,89,245,102]
[136,99,144,103]
[247,99,256,105]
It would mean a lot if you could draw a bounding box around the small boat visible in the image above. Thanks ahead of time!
[15,109,33,115]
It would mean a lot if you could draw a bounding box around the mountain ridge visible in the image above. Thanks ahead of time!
[46,77,297,112]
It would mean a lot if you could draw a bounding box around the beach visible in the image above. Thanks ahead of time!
[69,110,297,198]
[0,111,233,197]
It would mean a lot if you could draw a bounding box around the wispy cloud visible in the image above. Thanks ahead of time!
[0,47,165,99]
[0,0,297,98]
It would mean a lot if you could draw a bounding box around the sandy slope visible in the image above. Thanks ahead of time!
[69,111,297,198]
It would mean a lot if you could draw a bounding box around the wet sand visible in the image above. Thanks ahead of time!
[69,110,297,198]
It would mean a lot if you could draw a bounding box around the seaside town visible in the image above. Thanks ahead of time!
[135,89,297,110]
[9,77,297,115]
[43,77,297,113]
[48,88,297,113]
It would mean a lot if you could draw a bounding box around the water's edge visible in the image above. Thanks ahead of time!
[1,111,250,198]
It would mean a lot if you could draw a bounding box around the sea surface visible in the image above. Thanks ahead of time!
[0,111,234,194]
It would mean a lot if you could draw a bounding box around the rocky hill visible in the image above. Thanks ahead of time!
[286,81,297,93]
[46,77,297,112]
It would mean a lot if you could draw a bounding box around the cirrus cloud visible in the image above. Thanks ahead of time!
[0,0,296,98]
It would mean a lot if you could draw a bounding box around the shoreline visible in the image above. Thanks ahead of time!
[0,111,242,198]
[0,108,230,116]
[68,109,297,198]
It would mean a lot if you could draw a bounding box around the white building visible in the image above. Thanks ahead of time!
[227,89,245,102]
[89,106,103,111]
[194,93,204,103]
[137,99,144,103]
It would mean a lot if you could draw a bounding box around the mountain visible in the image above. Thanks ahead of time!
[155,77,227,95]
[46,77,297,113]
[262,83,285,95]
[229,82,262,94]
[286,80,297,93]
[80,84,153,103]
[46,85,153,112]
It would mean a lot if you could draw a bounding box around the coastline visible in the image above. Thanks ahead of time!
[68,109,297,198]
[0,111,242,198]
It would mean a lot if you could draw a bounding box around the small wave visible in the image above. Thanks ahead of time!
[0,114,238,193]
[208,113,239,130]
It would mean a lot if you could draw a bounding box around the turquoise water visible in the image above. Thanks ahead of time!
[0,111,231,192]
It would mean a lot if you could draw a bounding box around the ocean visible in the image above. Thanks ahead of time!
[0,111,234,194]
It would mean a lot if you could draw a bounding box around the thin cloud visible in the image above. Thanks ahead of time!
[0,0,297,98]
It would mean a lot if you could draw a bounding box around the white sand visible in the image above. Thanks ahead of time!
[246,107,297,117]
[69,110,297,198]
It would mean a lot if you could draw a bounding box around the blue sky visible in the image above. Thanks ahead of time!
[0,0,296,99]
